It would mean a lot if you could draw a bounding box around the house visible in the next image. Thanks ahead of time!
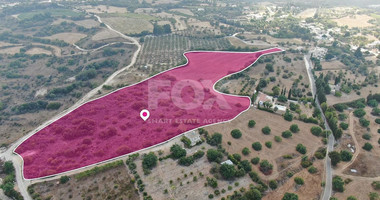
[329,84,340,94]
[184,130,201,147]
[255,92,273,106]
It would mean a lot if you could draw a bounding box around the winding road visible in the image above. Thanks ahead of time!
[0,14,141,200]
[304,54,335,200]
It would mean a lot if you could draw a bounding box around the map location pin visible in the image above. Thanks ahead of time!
[140,109,150,121]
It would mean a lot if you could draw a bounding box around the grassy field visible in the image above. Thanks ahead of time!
[99,13,159,21]
[18,9,84,20]
[101,17,154,34]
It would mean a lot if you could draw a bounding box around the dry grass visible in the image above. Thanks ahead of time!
[73,19,100,28]
[136,142,253,200]
[101,17,153,34]
[0,46,23,54]
[80,5,128,14]
[332,178,380,200]
[30,165,139,200]
[342,107,380,177]
[188,19,213,28]
[142,0,180,5]
[44,33,87,44]
[25,47,52,55]
[242,33,304,45]
[204,108,323,180]
[333,15,374,28]
[264,160,324,200]
[321,60,347,70]
[0,41,18,47]
[170,8,194,16]
[227,37,271,49]
[91,29,121,41]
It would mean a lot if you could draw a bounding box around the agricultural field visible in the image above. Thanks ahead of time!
[28,162,139,200]
[135,34,232,74]
[333,15,375,28]
[124,108,325,200]
[101,17,154,34]
[0,4,137,145]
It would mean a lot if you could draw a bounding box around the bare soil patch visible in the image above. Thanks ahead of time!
[44,32,87,44]
[333,15,374,28]
[25,47,52,55]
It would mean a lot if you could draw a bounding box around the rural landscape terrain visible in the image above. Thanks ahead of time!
[0,0,379,200]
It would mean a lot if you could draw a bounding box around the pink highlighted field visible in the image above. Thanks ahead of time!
[15,48,282,179]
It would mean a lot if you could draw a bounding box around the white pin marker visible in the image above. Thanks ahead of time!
[140,109,150,121]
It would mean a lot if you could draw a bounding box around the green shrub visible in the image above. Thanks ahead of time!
[251,157,260,165]
[207,149,223,162]
[59,176,69,184]
[282,130,292,138]
[193,150,205,159]
[207,133,222,146]
[259,160,273,175]
[284,110,293,121]
[294,177,304,185]
[360,118,370,127]
[181,136,192,148]
[242,147,250,155]
[296,144,307,154]
[282,193,298,200]
[333,176,345,192]
[290,124,300,133]
[265,141,272,148]
[274,136,282,142]
[362,133,372,140]
[340,150,352,162]
[347,196,357,200]
[363,143,373,151]
[178,156,194,166]
[354,108,366,118]
[248,120,256,128]
[252,142,262,151]
[219,163,236,179]
[372,181,380,190]
[170,144,186,159]
[340,122,349,130]
[269,180,278,190]
[231,129,242,139]
[262,126,271,135]
[308,166,318,174]
[207,177,218,188]
[310,126,323,136]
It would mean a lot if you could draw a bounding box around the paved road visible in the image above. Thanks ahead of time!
[304,54,335,200]
[0,14,142,200]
